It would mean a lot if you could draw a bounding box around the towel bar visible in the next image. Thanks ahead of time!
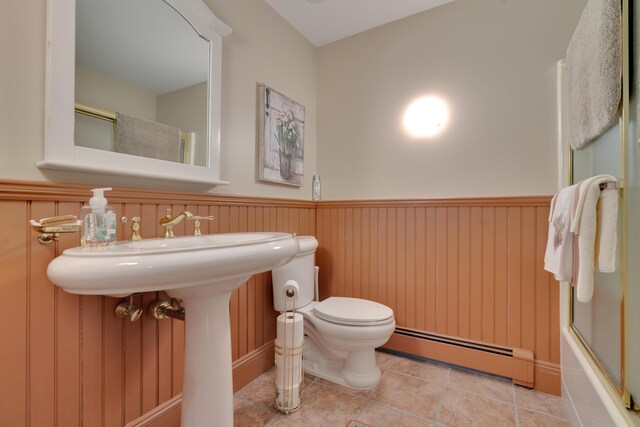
[599,181,620,190]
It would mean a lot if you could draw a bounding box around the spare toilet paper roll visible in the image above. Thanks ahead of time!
[275,312,304,410]
[276,312,304,348]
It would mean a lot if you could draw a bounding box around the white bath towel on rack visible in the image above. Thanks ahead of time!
[544,184,580,282]
[570,175,618,303]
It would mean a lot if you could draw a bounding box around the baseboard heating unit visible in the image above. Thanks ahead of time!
[383,327,535,388]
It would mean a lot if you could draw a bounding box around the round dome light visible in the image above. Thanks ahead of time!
[403,96,449,138]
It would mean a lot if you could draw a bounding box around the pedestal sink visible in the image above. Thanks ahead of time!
[47,232,300,427]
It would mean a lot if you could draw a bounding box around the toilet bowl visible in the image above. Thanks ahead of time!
[272,236,395,390]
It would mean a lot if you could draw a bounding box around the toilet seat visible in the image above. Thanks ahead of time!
[313,297,394,326]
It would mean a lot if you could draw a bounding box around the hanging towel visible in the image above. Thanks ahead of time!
[116,113,182,162]
[566,0,621,150]
[596,185,618,273]
[544,184,580,282]
[570,175,618,303]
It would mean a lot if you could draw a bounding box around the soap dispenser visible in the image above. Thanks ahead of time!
[81,187,117,247]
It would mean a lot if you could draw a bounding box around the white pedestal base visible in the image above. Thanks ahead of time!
[180,293,234,427]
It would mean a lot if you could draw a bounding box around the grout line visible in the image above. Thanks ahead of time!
[444,366,450,386]
[351,395,366,422]
[440,383,515,407]
[433,367,450,425]
[363,399,437,424]
[513,385,570,421]
[385,368,448,387]
[516,405,570,422]
[512,383,520,427]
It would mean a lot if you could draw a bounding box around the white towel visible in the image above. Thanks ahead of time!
[544,184,579,282]
[566,0,621,150]
[596,187,618,272]
[570,175,618,302]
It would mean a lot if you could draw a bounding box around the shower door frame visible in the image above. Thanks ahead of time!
[565,0,637,411]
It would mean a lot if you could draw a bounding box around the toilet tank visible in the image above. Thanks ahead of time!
[272,236,318,312]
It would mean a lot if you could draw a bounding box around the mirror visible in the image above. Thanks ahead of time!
[75,0,209,166]
[41,0,231,185]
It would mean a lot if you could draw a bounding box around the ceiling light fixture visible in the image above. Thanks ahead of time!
[402,96,449,138]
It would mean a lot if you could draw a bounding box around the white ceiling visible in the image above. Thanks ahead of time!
[265,0,455,47]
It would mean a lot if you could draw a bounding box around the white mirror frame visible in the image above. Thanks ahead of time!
[40,0,231,186]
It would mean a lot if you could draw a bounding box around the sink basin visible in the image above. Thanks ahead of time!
[47,232,300,427]
[48,232,299,298]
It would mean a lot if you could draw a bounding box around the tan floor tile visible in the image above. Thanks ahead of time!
[390,357,449,385]
[235,356,565,427]
[235,369,279,413]
[447,368,513,403]
[266,417,297,427]
[234,399,274,427]
[369,371,443,421]
[515,387,565,418]
[236,370,314,412]
[304,371,317,383]
[355,401,434,427]
[314,376,373,398]
[518,408,570,427]
[375,351,403,373]
[438,387,516,427]
[280,382,365,427]
[347,422,375,427]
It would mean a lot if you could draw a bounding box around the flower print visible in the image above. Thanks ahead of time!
[273,109,297,155]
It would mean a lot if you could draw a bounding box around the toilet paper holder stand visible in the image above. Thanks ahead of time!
[274,280,304,414]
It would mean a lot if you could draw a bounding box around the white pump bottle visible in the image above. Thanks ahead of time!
[81,187,117,247]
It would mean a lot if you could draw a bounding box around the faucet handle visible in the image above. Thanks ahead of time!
[164,208,173,219]
[121,216,142,240]
[188,215,214,236]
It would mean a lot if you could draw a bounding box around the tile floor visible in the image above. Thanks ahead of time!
[233,351,570,427]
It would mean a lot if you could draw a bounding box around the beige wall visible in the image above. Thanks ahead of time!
[0,0,317,199]
[316,0,586,200]
[0,0,45,184]
[208,0,317,199]
[76,66,157,122]
[156,82,208,166]
[0,0,585,200]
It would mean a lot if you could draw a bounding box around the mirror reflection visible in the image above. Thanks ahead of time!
[75,0,210,166]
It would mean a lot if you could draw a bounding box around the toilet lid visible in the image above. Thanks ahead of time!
[313,297,394,326]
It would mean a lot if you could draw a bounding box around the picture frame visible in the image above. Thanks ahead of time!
[257,83,305,186]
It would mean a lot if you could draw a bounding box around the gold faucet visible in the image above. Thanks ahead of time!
[188,215,215,236]
[160,208,193,238]
[121,216,142,240]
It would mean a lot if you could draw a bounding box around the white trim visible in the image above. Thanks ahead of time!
[43,0,231,187]
[37,159,229,186]
[556,59,567,192]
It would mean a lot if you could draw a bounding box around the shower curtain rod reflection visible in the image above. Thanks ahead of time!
[74,102,117,122]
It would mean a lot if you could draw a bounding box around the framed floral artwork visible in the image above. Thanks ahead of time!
[257,84,305,186]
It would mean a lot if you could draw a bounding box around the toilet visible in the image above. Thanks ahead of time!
[272,236,395,390]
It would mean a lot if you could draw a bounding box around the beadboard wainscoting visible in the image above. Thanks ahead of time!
[0,180,315,427]
[0,181,560,427]
[315,197,561,394]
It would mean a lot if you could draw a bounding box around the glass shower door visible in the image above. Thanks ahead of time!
[571,124,623,388]
[627,0,640,414]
